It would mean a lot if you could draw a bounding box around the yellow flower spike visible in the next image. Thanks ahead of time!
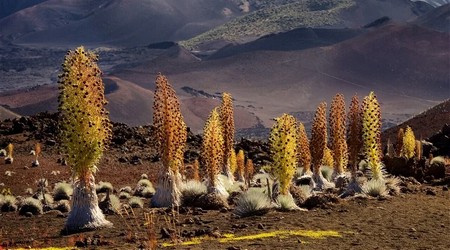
[35,143,41,159]
[229,149,237,174]
[297,122,311,173]
[6,143,13,158]
[347,95,362,177]
[362,91,383,180]
[321,146,334,167]
[192,158,200,181]
[236,149,245,181]
[396,128,404,157]
[153,73,187,174]
[415,140,422,160]
[310,102,327,175]
[245,158,254,184]
[219,92,235,178]
[58,46,111,181]
[329,93,348,175]
[202,108,224,189]
[401,126,416,159]
[269,114,298,195]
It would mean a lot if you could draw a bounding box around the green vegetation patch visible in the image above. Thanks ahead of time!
[180,0,355,50]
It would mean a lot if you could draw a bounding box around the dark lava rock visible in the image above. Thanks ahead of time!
[160,228,175,239]
[45,139,56,146]
[192,193,229,210]
[302,194,339,209]
[425,189,437,196]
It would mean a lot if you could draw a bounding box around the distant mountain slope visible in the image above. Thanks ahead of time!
[382,99,450,143]
[110,22,449,128]
[413,3,450,32]
[208,27,364,59]
[0,0,244,47]
[0,0,47,19]
[412,0,450,7]
[0,106,20,120]
[181,0,428,49]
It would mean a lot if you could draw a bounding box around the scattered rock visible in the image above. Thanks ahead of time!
[160,228,175,239]
[302,194,339,209]
[45,139,56,146]
[425,189,437,196]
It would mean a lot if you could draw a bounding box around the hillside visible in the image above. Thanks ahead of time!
[0,0,244,47]
[111,22,448,130]
[181,0,429,49]
[413,3,450,32]
[382,99,450,143]
[0,22,447,133]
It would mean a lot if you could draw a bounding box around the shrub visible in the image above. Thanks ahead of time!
[141,186,156,198]
[109,194,121,213]
[25,188,33,195]
[234,188,272,217]
[96,181,114,194]
[181,180,207,205]
[119,186,133,194]
[385,177,401,196]
[129,197,144,208]
[137,179,153,189]
[0,195,17,212]
[140,173,148,180]
[430,156,445,166]
[53,182,73,201]
[362,179,387,197]
[19,197,43,215]
[119,192,131,199]
[276,193,300,211]
[54,200,71,213]
[35,193,54,205]
[320,166,334,182]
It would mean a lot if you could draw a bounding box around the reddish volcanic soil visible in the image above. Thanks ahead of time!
[0,117,450,249]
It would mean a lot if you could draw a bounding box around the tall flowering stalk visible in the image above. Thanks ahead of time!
[269,114,298,195]
[58,46,112,233]
[297,122,311,175]
[362,92,383,180]
[219,93,235,181]
[347,95,362,181]
[329,94,348,177]
[151,73,187,207]
[202,108,228,197]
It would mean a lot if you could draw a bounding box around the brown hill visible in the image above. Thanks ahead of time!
[0,22,448,134]
[0,106,20,120]
[413,3,450,32]
[111,22,448,128]
[0,0,244,47]
[382,99,450,144]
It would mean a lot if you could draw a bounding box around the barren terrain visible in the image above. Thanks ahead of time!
[0,113,449,249]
